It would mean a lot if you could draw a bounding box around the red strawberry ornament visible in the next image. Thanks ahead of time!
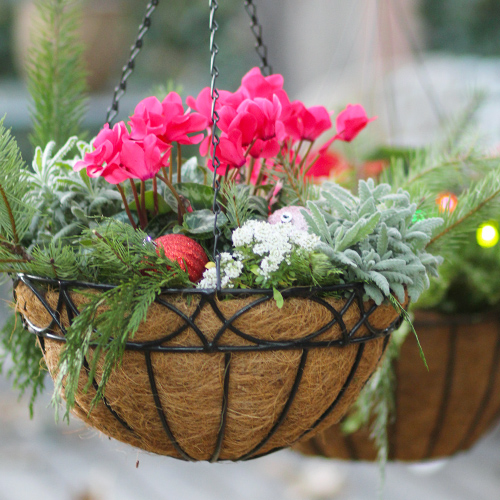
[154,234,209,283]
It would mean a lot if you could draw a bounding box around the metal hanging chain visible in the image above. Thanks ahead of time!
[209,0,223,291]
[243,0,273,75]
[106,0,160,126]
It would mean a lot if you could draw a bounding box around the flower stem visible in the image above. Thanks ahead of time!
[246,158,255,185]
[169,150,174,184]
[177,144,182,184]
[157,173,187,221]
[299,141,314,178]
[302,153,320,179]
[244,138,258,158]
[140,181,147,227]
[117,184,137,230]
[129,179,146,229]
[152,177,159,216]
[292,139,304,173]
[252,160,267,195]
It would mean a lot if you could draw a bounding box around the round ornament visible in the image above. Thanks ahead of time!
[268,206,312,232]
[155,234,209,283]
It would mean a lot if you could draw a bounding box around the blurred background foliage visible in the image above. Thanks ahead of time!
[1,0,500,160]
[0,3,14,77]
[124,0,255,92]
[421,0,500,56]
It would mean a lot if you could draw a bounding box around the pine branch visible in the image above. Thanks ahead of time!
[28,0,88,149]
[427,171,500,250]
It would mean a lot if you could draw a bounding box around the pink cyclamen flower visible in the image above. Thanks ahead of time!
[240,67,284,100]
[237,95,282,141]
[248,137,281,159]
[304,150,350,182]
[186,87,244,157]
[120,134,172,181]
[186,87,244,125]
[335,104,376,142]
[320,104,376,152]
[208,129,246,175]
[130,92,208,146]
[281,101,332,142]
[74,122,133,184]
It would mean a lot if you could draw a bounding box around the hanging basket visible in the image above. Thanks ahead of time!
[294,310,500,462]
[14,274,404,462]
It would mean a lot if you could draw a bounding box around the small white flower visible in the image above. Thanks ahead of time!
[231,220,319,284]
[197,252,243,289]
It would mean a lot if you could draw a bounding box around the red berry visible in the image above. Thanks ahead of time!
[154,234,209,283]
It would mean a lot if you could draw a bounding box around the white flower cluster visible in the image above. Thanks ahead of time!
[232,220,320,281]
[197,252,244,289]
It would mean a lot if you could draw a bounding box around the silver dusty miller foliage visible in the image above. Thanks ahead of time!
[303,179,444,305]
[23,136,122,248]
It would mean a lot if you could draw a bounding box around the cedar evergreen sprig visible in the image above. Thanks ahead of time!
[28,0,88,150]
[53,221,194,420]
[0,119,35,265]
[53,274,167,421]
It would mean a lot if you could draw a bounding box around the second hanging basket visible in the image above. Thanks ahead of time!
[15,274,404,462]
[294,310,500,461]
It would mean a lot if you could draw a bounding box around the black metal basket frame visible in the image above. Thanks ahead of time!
[15,273,400,462]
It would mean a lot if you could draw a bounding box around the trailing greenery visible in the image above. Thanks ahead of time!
[341,325,410,488]
[0,313,46,418]
[27,0,87,149]
[51,219,193,418]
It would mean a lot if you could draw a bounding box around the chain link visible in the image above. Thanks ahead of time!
[106,0,160,126]
[243,0,273,76]
[209,0,223,291]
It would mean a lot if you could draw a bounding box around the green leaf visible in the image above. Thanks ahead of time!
[273,287,284,309]
[181,157,206,184]
[182,209,228,235]
[175,183,215,210]
[248,195,269,218]
[111,210,139,226]
[306,201,333,245]
[144,213,178,239]
[129,191,172,215]
[70,205,88,222]
[336,212,381,252]
[322,191,351,219]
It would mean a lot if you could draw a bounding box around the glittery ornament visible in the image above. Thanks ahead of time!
[268,206,311,232]
[155,234,209,283]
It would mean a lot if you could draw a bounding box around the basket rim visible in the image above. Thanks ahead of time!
[14,272,366,297]
[15,273,404,353]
